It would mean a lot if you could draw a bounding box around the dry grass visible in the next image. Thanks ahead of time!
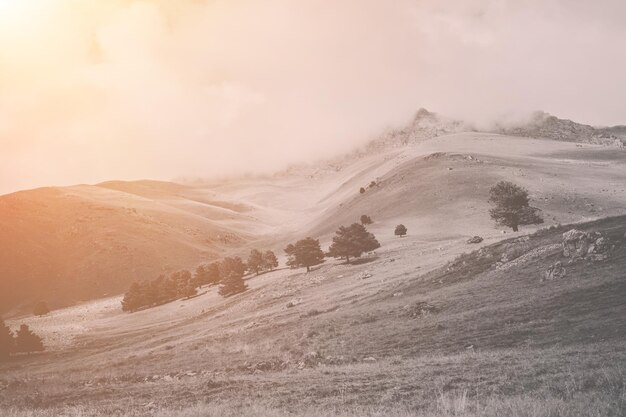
[2,216,626,417]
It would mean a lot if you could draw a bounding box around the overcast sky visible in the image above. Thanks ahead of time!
[0,0,625,194]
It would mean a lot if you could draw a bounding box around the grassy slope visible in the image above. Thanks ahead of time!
[2,133,626,314]
[1,216,625,416]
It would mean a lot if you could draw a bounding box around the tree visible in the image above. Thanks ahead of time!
[218,258,248,297]
[33,301,50,317]
[121,282,146,312]
[14,324,44,354]
[247,249,264,275]
[327,223,381,264]
[172,270,196,299]
[395,224,407,237]
[284,244,298,269]
[263,250,279,271]
[360,215,373,225]
[194,262,221,287]
[488,181,544,232]
[286,238,325,272]
[0,317,14,361]
[219,257,246,280]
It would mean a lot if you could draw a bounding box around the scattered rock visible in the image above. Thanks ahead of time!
[467,236,484,244]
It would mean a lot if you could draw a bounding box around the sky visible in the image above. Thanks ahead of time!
[0,0,625,194]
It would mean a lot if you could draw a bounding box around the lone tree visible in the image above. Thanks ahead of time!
[328,223,381,264]
[263,250,279,271]
[285,238,325,272]
[14,324,44,354]
[33,301,50,317]
[0,318,14,361]
[247,249,264,275]
[360,215,373,225]
[218,257,248,297]
[488,181,544,232]
[395,224,407,237]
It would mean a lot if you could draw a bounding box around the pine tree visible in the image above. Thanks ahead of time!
[286,238,325,272]
[284,243,298,269]
[489,181,544,232]
[395,224,407,237]
[0,317,14,361]
[263,250,279,271]
[14,324,44,354]
[205,262,221,285]
[219,257,246,280]
[217,259,248,297]
[121,282,146,312]
[247,249,264,275]
[328,223,380,264]
[33,301,50,317]
[173,270,196,299]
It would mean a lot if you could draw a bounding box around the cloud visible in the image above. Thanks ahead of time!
[0,0,625,193]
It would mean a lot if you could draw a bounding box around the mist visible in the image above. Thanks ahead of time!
[1,0,625,194]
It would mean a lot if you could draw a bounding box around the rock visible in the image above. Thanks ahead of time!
[358,272,373,280]
[562,229,613,263]
[467,236,484,244]
[393,292,404,297]
[286,298,302,308]
[543,261,566,281]
[363,357,377,362]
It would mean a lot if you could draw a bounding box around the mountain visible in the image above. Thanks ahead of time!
[1,112,626,314]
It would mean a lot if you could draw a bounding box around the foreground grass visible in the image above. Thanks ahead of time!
[3,388,626,417]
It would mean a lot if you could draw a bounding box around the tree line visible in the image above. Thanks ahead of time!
[0,318,44,361]
[284,222,381,272]
[121,250,279,312]
[122,180,541,311]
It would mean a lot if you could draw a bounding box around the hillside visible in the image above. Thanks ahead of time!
[0,182,258,313]
[2,213,625,416]
[2,127,626,314]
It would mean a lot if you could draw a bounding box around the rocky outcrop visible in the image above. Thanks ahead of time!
[562,229,614,263]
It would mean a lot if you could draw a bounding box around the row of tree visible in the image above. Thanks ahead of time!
[122,249,281,311]
[284,222,381,272]
[0,318,44,360]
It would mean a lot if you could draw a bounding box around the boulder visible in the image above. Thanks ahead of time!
[543,261,566,281]
[562,229,613,262]
[467,236,484,244]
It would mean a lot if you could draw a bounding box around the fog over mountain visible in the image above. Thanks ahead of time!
[1,0,625,194]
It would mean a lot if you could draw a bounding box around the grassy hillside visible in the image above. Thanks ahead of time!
[2,132,625,317]
[1,215,625,416]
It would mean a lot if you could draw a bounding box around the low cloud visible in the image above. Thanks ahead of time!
[1,0,625,193]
